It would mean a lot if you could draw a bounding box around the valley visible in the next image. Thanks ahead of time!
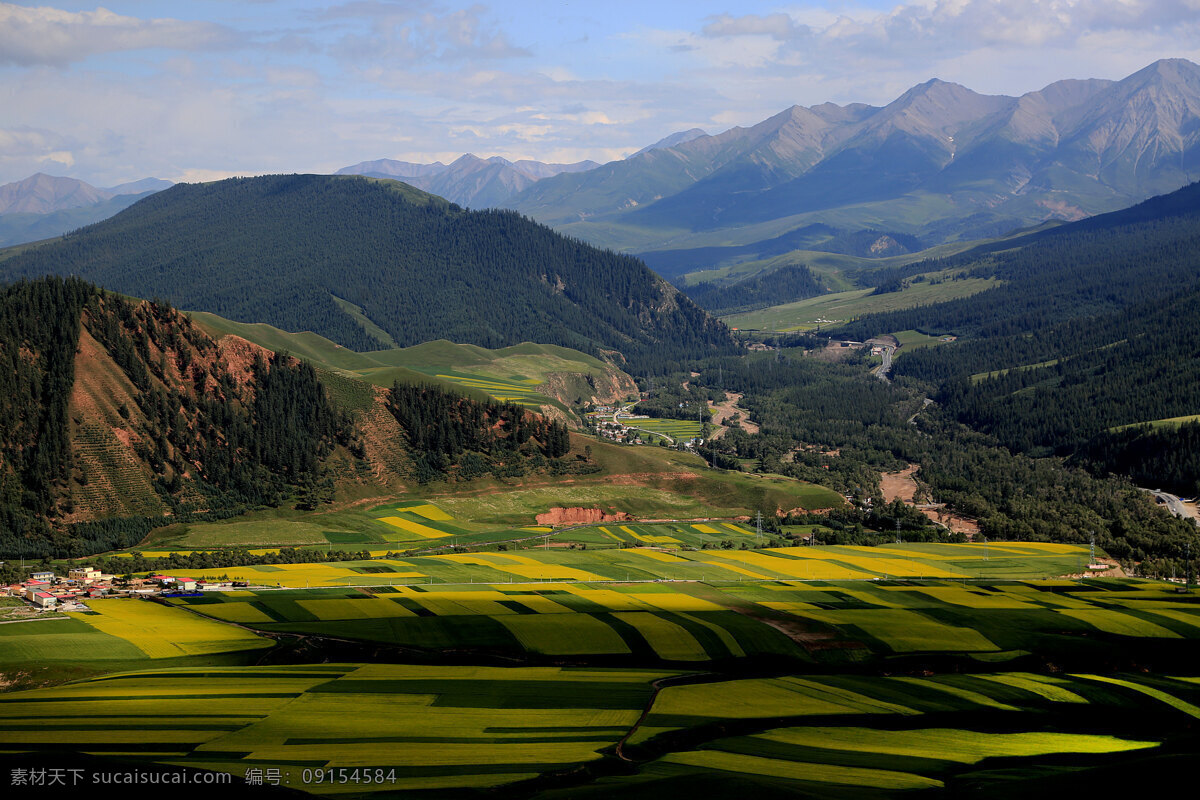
[3,56,1200,799]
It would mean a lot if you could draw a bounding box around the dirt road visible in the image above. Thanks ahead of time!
[708,392,759,439]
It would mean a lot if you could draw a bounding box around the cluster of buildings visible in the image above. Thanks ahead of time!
[4,568,222,612]
[595,420,645,444]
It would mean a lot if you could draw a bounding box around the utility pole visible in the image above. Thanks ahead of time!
[1183,540,1193,589]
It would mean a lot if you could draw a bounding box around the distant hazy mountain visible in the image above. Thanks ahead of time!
[336,154,600,208]
[106,177,174,195]
[508,59,1200,265]
[631,128,708,157]
[0,173,111,215]
[0,173,171,247]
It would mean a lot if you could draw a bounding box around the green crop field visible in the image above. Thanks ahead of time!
[555,521,761,549]
[164,541,1093,589]
[159,555,1200,670]
[621,418,705,442]
[8,573,1200,796]
[0,599,269,665]
[7,663,1195,797]
[0,664,671,794]
[579,669,1197,799]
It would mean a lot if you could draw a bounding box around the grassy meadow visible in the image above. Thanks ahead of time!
[190,313,624,411]
[723,275,997,332]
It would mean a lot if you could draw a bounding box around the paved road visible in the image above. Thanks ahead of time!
[872,346,895,383]
[1148,489,1199,525]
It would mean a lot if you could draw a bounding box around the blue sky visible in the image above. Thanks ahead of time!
[3,1,1199,186]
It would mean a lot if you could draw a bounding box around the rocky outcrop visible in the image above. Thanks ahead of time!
[536,507,632,526]
[539,367,638,408]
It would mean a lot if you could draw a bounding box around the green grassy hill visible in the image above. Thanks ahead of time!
[190,312,638,412]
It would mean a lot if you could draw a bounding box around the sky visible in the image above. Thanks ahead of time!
[2,0,1200,186]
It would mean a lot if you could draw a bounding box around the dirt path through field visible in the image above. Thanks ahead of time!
[709,392,759,439]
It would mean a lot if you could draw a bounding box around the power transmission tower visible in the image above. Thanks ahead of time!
[755,511,764,546]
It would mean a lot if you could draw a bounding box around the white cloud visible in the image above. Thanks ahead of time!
[702,12,806,41]
[0,3,243,66]
[321,1,530,64]
[0,126,78,178]
[4,1,1200,187]
[696,1,1200,54]
[637,0,1200,110]
[39,150,75,168]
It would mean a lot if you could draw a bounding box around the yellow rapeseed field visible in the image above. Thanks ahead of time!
[378,516,452,538]
[72,599,270,658]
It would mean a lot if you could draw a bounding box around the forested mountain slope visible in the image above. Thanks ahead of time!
[0,278,576,558]
[836,180,1200,493]
[0,174,734,374]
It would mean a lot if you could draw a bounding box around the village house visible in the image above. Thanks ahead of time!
[69,567,102,584]
[22,579,52,598]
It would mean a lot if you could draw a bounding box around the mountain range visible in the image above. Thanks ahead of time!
[0,173,172,248]
[7,59,1198,272]
[505,59,1200,266]
[336,153,600,209]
